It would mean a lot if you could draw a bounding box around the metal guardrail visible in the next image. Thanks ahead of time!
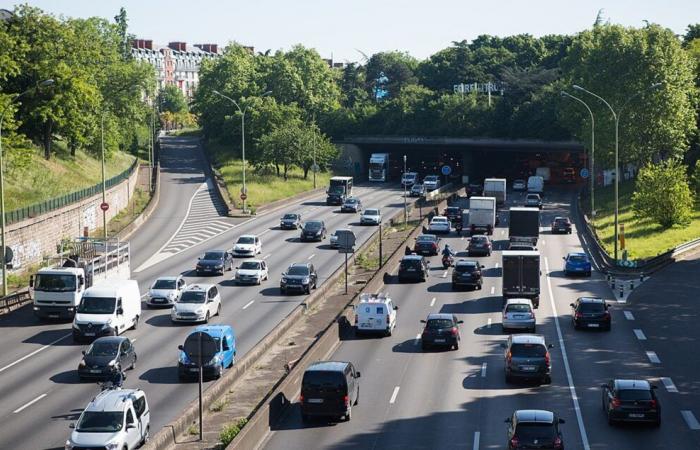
[0,290,32,314]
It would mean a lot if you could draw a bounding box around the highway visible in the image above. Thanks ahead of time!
[262,189,700,450]
[0,136,412,450]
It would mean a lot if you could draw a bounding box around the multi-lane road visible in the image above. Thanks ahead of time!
[0,136,411,450]
[261,190,700,450]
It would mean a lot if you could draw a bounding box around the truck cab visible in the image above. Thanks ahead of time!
[31,268,86,320]
[327,176,353,205]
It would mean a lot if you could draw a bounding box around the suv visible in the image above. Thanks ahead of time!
[170,284,221,323]
[414,234,440,256]
[423,175,441,191]
[147,275,186,307]
[398,255,429,282]
[78,336,137,381]
[601,379,660,426]
[360,208,382,225]
[280,213,302,229]
[178,325,236,380]
[502,334,553,384]
[300,361,360,422]
[300,220,327,242]
[551,216,572,234]
[451,260,484,290]
[505,409,565,450]
[512,179,526,191]
[570,297,611,330]
[420,313,463,350]
[468,235,492,256]
[525,193,543,209]
[444,206,463,224]
[280,263,318,294]
[341,197,362,213]
[65,389,150,450]
[196,250,234,275]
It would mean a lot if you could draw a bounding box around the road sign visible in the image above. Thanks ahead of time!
[441,165,452,176]
[182,331,218,364]
[240,193,247,201]
[580,168,590,179]
[336,229,356,251]
[100,202,109,212]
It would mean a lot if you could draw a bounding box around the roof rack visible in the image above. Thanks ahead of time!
[359,292,388,302]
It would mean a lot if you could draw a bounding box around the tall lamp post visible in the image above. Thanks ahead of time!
[403,155,408,225]
[561,91,595,218]
[212,90,272,214]
[0,79,54,296]
[573,82,662,261]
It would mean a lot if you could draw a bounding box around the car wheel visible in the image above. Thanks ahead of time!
[653,418,661,427]
[421,343,428,351]
[505,374,512,384]
[204,312,210,324]
[305,285,311,295]
[451,283,457,290]
[543,375,552,384]
[453,341,459,350]
[605,324,611,332]
[607,414,616,426]
[355,387,359,405]
[586,271,592,277]
[141,425,150,445]
[530,326,536,333]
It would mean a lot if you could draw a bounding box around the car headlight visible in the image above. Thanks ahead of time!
[108,359,117,367]
[281,276,287,283]
[195,308,205,315]
[72,322,79,330]
[302,277,310,284]
[209,353,223,365]
[168,292,177,299]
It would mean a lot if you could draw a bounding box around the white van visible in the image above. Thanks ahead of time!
[73,279,141,343]
[354,293,398,336]
[401,172,419,187]
[527,176,544,194]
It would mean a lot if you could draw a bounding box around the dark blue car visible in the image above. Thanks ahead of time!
[564,252,592,277]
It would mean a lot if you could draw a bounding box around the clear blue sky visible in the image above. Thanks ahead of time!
[15,0,700,62]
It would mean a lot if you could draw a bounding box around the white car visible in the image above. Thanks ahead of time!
[171,284,221,323]
[360,208,382,225]
[65,388,150,450]
[355,293,397,336]
[147,275,186,307]
[429,216,451,234]
[235,260,269,285]
[423,175,441,191]
[232,235,262,257]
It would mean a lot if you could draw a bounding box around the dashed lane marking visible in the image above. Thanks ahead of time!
[242,300,255,310]
[441,271,447,278]
[389,386,400,404]
[681,411,700,430]
[414,333,421,345]
[623,311,635,320]
[0,333,72,374]
[13,393,47,414]
[487,318,492,328]
[308,254,315,260]
[473,431,480,450]
[633,329,647,341]
[495,263,499,269]
[481,363,487,377]
[646,351,661,364]
[490,286,495,295]
[430,297,436,307]
[263,254,271,260]
[661,377,678,393]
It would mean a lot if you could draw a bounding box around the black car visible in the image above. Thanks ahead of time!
[570,297,611,331]
[452,260,484,290]
[506,409,565,450]
[196,250,234,275]
[300,220,327,242]
[300,361,360,422]
[280,213,302,229]
[340,197,362,213]
[281,263,318,294]
[398,255,429,282]
[78,336,136,381]
[420,313,463,350]
[602,379,660,426]
[525,193,543,209]
[444,206,463,224]
[502,334,553,384]
[467,234,492,256]
[551,216,572,234]
[413,234,440,256]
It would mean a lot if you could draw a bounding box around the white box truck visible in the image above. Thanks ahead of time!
[483,178,507,205]
[465,196,496,235]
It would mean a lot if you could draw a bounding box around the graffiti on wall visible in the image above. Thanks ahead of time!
[9,239,41,269]
[82,204,97,231]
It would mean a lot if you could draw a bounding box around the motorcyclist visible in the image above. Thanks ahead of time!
[102,363,126,390]
[442,244,455,258]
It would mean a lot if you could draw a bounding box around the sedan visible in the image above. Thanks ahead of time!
[525,193,542,209]
[428,216,451,234]
[423,175,440,191]
[420,313,463,351]
[502,299,536,333]
[232,234,262,257]
[147,275,186,307]
[196,250,234,275]
[564,252,592,276]
[341,197,362,213]
[235,260,268,285]
[512,179,526,191]
[571,297,611,330]
[467,234,492,256]
[300,221,327,241]
[414,234,440,256]
[280,213,302,229]
[602,379,660,426]
[360,208,381,225]
[78,336,136,381]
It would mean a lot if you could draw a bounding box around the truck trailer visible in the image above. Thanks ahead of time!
[502,250,541,308]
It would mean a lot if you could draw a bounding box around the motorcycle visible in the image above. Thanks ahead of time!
[442,254,454,269]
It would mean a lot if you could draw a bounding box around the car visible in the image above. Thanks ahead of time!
[341,197,362,213]
[329,230,340,249]
[570,297,611,330]
[232,234,262,257]
[502,334,553,384]
[428,216,451,234]
[196,250,234,275]
[147,275,186,308]
[354,293,397,336]
[300,220,327,241]
[178,325,236,380]
[551,216,572,234]
[467,234,492,256]
[414,234,440,256]
[512,179,527,191]
[65,388,150,450]
[280,213,302,229]
[78,336,137,381]
[410,183,425,197]
[444,206,463,224]
[398,254,430,282]
[401,171,419,187]
[423,175,441,191]
[300,361,360,422]
[505,409,565,450]
[563,252,592,276]
[360,208,382,225]
[170,284,221,323]
[235,259,268,285]
[602,379,660,426]
[420,313,463,350]
[502,299,536,333]
[525,193,543,209]
[468,182,483,197]
[451,259,484,290]
[280,263,318,294]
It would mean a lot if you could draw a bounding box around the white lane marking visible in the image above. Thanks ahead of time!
[661,377,678,393]
[389,386,400,404]
[441,271,447,278]
[481,363,487,377]
[141,292,149,299]
[258,228,272,236]
[0,333,72,374]
[242,300,255,310]
[646,351,661,364]
[490,286,495,295]
[414,333,421,345]
[13,393,47,414]
[681,410,700,430]
[623,311,635,320]
[495,263,499,269]
[263,253,271,260]
[131,338,138,343]
[473,431,480,450]
[460,236,465,241]
[430,297,436,307]
[308,254,315,260]
[542,239,546,246]
[544,257,591,450]
[633,329,647,341]
[487,318,492,328]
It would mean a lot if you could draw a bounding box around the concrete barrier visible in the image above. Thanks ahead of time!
[119,164,161,242]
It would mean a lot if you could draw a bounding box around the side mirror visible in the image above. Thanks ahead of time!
[569,303,575,308]
[651,385,658,389]
[81,350,86,356]
[393,306,398,310]
[178,344,184,351]
[29,275,34,288]
[355,371,361,378]
[420,320,426,323]
[548,344,554,349]
[481,265,485,268]
[117,307,124,315]
[198,257,201,260]
[458,320,464,324]
[69,423,75,429]
[562,257,566,260]
[558,418,566,424]
[126,423,136,430]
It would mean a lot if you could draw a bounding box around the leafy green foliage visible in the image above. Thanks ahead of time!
[632,160,694,227]
[219,419,248,447]
[158,84,188,114]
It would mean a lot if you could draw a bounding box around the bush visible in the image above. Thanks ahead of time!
[632,159,694,228]
[219,418,248,447]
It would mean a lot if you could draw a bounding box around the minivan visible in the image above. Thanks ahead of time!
[72,280,141,343]
[300,361,360,422]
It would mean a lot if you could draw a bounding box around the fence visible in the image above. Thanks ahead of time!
[0,290,32,314]
[4,158,139,226]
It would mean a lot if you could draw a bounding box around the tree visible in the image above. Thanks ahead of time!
[690,159,700,194]
[113,7,132,60]
[632,160,694,228]
[365,51,419,99]
[684,24,700,47]
[158,85,187,114]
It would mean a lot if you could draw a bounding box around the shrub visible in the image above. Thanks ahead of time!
[632,159,694,228]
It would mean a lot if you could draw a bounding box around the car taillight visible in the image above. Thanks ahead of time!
[544,351,550,366]
[299,393,304,403]
[554,436,563,449]
[506,351,512,364]
[649,399,657,409]
[575,312,583,319]
[528,312,535,319]
[343,395,349,407]
[451,327,458,336]
[604,311,611,320]
[510,436,519,448]
[611,397,621,408]
[432,243,438,250]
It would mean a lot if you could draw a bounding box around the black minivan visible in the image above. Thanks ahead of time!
[300,361,360,422]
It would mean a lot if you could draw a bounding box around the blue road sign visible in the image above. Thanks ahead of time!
[441,165,452,176]
[580,168,590,179]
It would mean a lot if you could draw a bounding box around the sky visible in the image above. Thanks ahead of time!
[11,0,700,62]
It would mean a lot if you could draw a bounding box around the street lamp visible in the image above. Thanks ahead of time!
[403,155,407,225]
[573,82,662,261]
[212,90,272,214]
[561,91,595,219]
[0,79,54,296]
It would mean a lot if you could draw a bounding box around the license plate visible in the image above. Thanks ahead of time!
[308,398,323,404]
[406,268,416,271]
[84,332,95,337]
[520,366,536,371]
[588,323,600,328]
[434,339,446,343]
[629,413,644,418]
[49,315,59,318]
[89,369,101,373]
[189,368,199,372]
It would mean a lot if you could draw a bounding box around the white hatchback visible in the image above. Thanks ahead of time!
[429,216,451,234]
[232,235,262,257]
[147,275,186,307]
[235,260,269,285]
[360,208,382,225]
[171,284,221,323]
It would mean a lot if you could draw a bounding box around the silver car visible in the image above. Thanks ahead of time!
[502,298,536,332]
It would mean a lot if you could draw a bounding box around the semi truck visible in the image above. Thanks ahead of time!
[326,176,353,205]
[508,207,540,247]
[368,153,390,182]
[502,250,541,308]
[483,178,507,205]
[30,238,131,320]
[465,196,496,235]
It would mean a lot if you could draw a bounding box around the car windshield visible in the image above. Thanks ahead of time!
[554,218,569,225]
[510,343,547,357]
[77,297,116,314]
[514,423,556,440]
[282,214,298,220]
[568,255,588,262]
[153,279,176,289]
[328,185,344,194]
[240,261,261,270]
[618,389,653,401]
[287,266,309,276]
[425,176,437,182]
[303,371,345,393]
[365,209,379,215]
[416,235,437,243]
[345,198,357,204]
[86,341,119,357]
[455,264,477,273]
[203,252,223,260]
[578,302,605,313]
[506,304,532,313]
[179,291,206,303]
[514,180,525,184]
[446,207,460,214]
[76,411,123,433]
[426,318,453,329]
[527,195,539,201]
[432,218,448,223]
[305,222,322,230]
[471,236,487,243]
[237,237,255,244]
[34,274,77,292]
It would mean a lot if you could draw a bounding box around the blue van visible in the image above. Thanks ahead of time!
[177,325,236,380]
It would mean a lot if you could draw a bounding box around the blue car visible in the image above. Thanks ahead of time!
[564,252,592,277]
[177,325,236,380]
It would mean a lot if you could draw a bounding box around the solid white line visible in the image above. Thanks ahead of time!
[544,257,591,450]
[13,393,47,414]
[389,386,400,404]
[242,300,255,310]
[414,333,421,345]
[481,363,487,377]
[441,271,447,278]
[0,333,72,374]
[473,431,480,450]
[308,254,315,260]
[263,253,271,260]
[430,297,436,307]
[623,311,635,320]
[460,236,465,241]
[490,286,495,295]
[646,351,661,364]
[661,377,678,393]
[681,410,700,430]
[633,329,647,341]
[487,318,492,328]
